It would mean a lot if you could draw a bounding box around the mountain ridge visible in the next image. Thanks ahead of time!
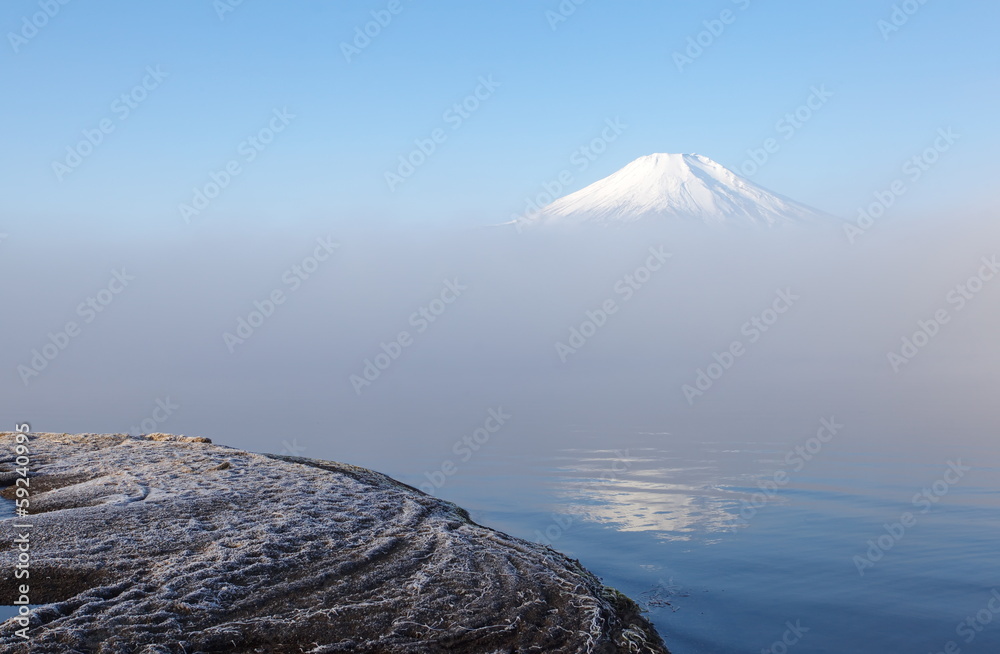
[520,153,827,228]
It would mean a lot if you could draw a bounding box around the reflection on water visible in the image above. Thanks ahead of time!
[395,429,1000,654]
[549,447,741,541]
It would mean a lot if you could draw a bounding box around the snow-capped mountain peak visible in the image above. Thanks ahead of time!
[526,153,825,227]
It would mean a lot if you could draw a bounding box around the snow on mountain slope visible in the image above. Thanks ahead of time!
[528,153,826,227]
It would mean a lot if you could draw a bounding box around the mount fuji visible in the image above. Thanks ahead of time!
[523,153,827,227]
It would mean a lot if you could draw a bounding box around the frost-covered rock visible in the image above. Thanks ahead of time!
[0,432,669,653]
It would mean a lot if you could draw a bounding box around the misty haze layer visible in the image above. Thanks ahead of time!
[4,214,997,464]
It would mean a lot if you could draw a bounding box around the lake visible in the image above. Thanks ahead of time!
[377,422,1000,654]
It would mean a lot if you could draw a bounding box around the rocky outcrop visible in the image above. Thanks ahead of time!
[0,432,669,653]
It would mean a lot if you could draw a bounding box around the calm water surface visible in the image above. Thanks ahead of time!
[386,428,1000,654]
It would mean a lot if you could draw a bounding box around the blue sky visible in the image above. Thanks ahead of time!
[2,0,997,234]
